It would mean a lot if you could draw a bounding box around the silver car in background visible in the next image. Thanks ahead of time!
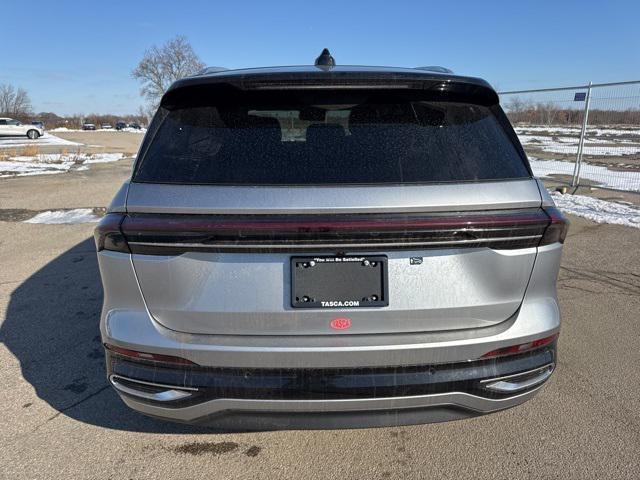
[95,57,567,429]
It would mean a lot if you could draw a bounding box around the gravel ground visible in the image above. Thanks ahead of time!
[0,133,638,479]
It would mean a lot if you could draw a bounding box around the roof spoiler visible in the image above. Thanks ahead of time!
[196,66,229,75]
[414,66,454,74]
[162,71,498,108]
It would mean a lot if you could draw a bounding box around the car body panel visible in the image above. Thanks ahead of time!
[131,247,536,336]
[96,63,565,427]
[127,179,542,336]
[125,179,542,215]
[98,242,561,368]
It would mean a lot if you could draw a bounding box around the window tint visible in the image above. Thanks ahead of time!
[134,97,529,185]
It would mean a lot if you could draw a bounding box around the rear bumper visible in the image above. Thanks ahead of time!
[118,385,546,429]
[106,345,555,428]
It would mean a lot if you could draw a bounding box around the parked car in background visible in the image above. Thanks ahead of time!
[101,124,113,130]
[128,122,142,130]
[0,117,44,139]
[82,122,96,130]
[115,121,128,130]
[96,54,567,429]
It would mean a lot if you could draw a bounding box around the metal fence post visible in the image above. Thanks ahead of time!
[571,81,593,186]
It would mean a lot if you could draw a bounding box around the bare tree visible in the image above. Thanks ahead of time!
[505,96,528,114]
[132,36,205,109]
[0,83,33,118]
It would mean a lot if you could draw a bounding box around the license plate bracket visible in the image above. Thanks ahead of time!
[291,256,388,309]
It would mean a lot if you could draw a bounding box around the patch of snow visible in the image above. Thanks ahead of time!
[0,152,124,177]
[83,153,125,164]
[24,208,101,224]
[538,143,640,156]
[50,127,146,134]
[517,132,640,156]
[530,157,640,193]
[550,192,640,229]
[515,125,640,137]
[0,133,82,149]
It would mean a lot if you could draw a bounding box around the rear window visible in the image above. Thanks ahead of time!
[134,93,529,185]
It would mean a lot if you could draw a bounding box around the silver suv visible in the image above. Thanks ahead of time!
[95,56,567,429]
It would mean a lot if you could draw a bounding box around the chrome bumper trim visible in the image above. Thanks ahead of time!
[109,375,197,402]
[481,364,554,393]
[117,385,546,424]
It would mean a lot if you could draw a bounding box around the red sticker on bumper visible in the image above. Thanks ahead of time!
[330,317,352,330]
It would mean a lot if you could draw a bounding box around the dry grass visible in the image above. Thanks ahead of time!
[18,145,40,157]
[0,145,94,167]
[70,146,87,165]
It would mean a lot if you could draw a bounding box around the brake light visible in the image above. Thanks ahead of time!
[94,213,129,253]
[540,207,568,245]
[481,333,559,359]
[94,208,568,255]
[112,208,559,255]
[104,343,197,365]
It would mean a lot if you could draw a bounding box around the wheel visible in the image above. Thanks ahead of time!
[27,130,40,140]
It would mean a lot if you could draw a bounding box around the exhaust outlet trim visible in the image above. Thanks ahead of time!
[480,364,554,393]
[109,375,197,402]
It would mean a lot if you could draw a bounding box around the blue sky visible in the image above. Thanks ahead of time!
[1,0,639,115]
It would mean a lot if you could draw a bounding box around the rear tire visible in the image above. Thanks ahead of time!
[27,130,40,140]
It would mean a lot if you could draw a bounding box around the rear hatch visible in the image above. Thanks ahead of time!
[124,74,545,336]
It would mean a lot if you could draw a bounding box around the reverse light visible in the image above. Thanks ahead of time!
[481,333,559,359]
[104,344,197,366]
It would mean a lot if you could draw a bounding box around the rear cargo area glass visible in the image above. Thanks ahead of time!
[134,96,529,185]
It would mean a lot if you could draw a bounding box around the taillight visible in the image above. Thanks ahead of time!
[114,209,558,255]
[481,333,559,359]
[94,208,568,255]
[540,207,569,245]
[94,213,130,253]
[104,343,197,366]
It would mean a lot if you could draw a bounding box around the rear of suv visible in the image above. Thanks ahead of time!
[95,56,567,429]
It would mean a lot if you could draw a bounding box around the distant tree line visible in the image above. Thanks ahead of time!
[0,83,148,128]
[504,97,640,126]
[35,112,148,129]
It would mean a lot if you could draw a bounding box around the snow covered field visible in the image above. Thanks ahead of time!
[0,152,124,177]
[49,127,146,133]
[551,191,640,229]
[516,125,640,137]
[529,157,640,192]
[0,133,81,149]
[515,124,640,192]
[515,125,640,157]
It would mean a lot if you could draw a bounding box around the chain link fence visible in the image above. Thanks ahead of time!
[499,80,640,193]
